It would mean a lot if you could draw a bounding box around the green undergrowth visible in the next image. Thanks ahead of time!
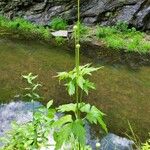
[96,22,150,53]
[0,15,150,54]
[50,17,68,30]
[0,16,52,40]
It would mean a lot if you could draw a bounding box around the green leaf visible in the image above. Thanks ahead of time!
[85,106,107,133]
[66,81,75,96]
[33,93,40,99]
[54,123,72,150]
[57,103,76,113]
[71,120,86,146]
[33,83,42,91]
[56,71,69,80]
[80,64,103,76]
[97,117,108,133]
[80,103,91,113]
[77,76,85,89]
[53,115,73,128]
[25,93,32,98]
[83,80,95,95]
[47,100,53,109]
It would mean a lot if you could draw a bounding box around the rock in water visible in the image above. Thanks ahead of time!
[51,30,68,37]
[0,101,41,137]
[100,133,134,150]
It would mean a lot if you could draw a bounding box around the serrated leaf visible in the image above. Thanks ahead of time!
[47,100,53,109]
[53,115,73,128]
[54,123,72,150]
[80,103,91,113]
[97,117,108,133]
[66,81,75,96]
[56,72,69,80]
[71,120,86,146]
[57,103,76,113]
[85,106,107,132]
[77,76,85,89]
[83,80,95,95]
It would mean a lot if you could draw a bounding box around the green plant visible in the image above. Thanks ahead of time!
[53,0,107,149]
[50,17,67,30]
[1,73,56,150]
[96,25,150,53]
[142,134,150,150]
[55,36,65,45]
[114,21,129,32]
[1,104,55,150]
[0,16,52,41]
[125,121,150,150]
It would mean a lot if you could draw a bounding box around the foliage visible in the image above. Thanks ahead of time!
[0,103,55,150]
[55,36,65,45]
[96,23,150,53]
[57,64,102,95]
[142,135,150,150]
[125,121,150,150]
[0,16,52,40]
[50,17,68,30]
[53,0,107,148]
[114,21,129,32]
[1,73,55,149]
[53,102,107,149]
[22,73,42,102]
[79,23,89,37]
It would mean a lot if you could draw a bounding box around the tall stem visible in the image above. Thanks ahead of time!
[75,0,80,119]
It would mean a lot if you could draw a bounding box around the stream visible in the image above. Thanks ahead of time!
[0,37,150,141]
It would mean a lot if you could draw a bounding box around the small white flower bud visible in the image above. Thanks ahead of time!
[73,25,78,30]
[76,44,80,49]
[96,142,101,148]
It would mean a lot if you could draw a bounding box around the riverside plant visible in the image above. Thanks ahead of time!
[53,0,107,148]
[0,0,107,149]
[0,73,56,150]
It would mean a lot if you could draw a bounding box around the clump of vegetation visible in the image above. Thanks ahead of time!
[50,17,68,30]
[55,36,65,45]
[114,21,129,32]
[0,16,52,40]
[0,73,56,150]
[142,135,150,150]
[125,121,150,150]
[96,23,150,53]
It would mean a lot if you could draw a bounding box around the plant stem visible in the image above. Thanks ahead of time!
[75,0,80,120]
[76,1,81,150]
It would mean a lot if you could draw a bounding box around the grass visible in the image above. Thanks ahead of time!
[96,23,150,53]
[0,16,52,40]
[50,17,68,30]
[0,16,150,53]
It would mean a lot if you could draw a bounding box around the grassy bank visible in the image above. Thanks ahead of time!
[0,16,150,53]
[95,23,150,53]
[0,16,52,41]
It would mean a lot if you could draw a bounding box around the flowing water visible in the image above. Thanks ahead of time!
[0,37,150,141]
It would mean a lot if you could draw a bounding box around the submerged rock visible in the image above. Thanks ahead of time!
[100,133,134,150]
[0,101,41,138]
[0,0,149,30]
